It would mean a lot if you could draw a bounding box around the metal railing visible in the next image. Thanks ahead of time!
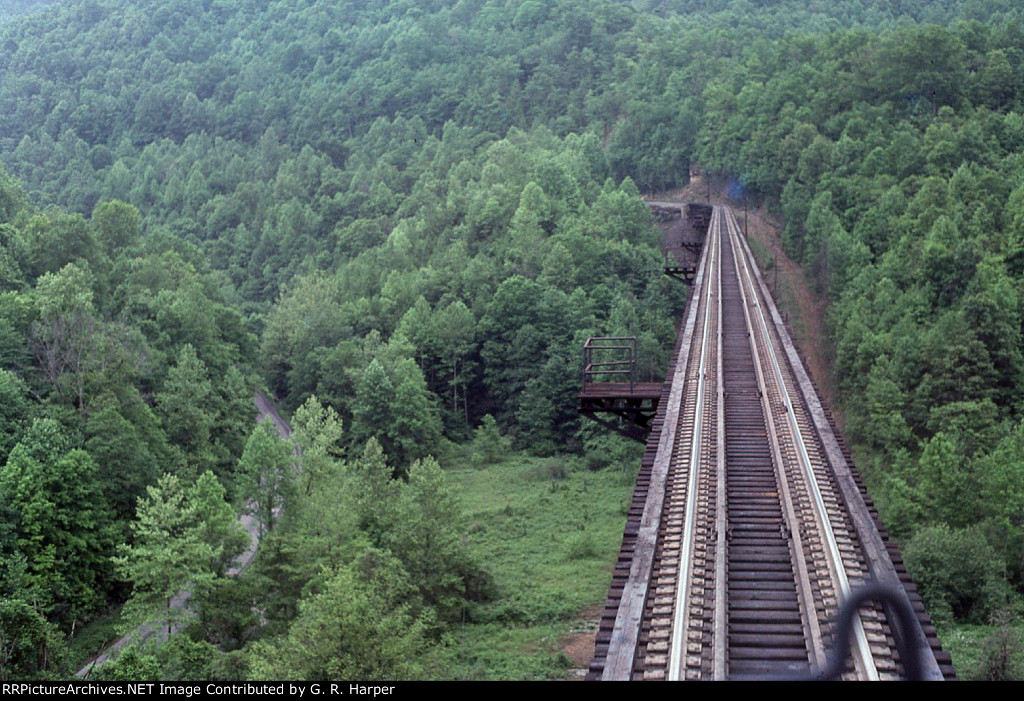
[581,336,638,389]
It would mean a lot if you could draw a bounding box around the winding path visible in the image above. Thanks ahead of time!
[77,392,292,677]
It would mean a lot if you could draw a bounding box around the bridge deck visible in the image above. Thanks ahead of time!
[586,204,956,681]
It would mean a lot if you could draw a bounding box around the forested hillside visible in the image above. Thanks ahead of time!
[0,1,59,23]
[0,0,1022,681]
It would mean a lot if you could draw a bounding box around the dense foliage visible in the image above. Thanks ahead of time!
[0,0,684,680]
[0,0,1022,681]
[0,1,59,23]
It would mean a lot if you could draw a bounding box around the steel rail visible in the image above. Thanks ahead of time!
[712,207,728,680]
[729,214,946,681]
[667,206,720,681]
[724,207,826,674]
[723,207,879,680]
[600,198,719,681]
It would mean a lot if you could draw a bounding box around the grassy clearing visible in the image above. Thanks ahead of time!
[445,452,637,680]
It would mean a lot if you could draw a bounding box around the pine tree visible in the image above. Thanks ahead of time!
[238,420,294,538]
[116,472,243,636]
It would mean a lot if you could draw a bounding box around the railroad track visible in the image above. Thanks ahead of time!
[592,206,952,681]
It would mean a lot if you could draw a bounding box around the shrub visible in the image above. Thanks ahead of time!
[903,524,1006,623]
[566,532,596,560]
[971,620,1023,681]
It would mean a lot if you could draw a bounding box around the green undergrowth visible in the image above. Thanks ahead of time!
[67,610,125,673]
[445,452,637,680]
[939,622,1024,681]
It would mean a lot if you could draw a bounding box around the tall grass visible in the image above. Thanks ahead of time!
[444,450,637,679]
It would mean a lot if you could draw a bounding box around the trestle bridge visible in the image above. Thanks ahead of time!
[582,205,955,681]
